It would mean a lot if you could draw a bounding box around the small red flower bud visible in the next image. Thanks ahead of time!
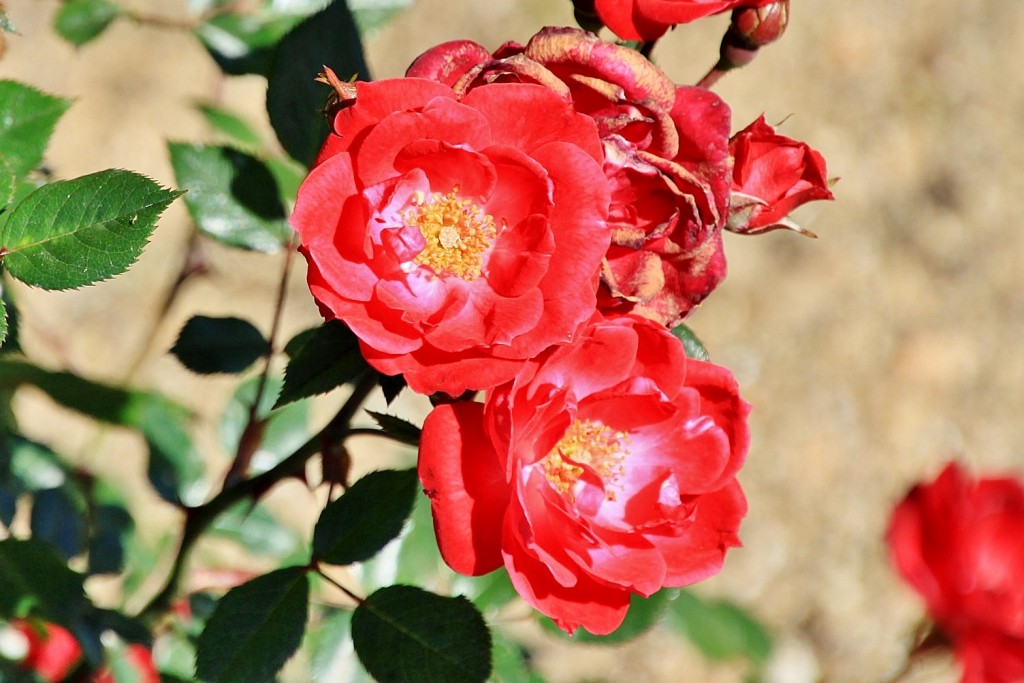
[729,0,789,50]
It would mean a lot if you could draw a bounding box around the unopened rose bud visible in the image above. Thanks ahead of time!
[727,0,789,50]
[700,1,789,87]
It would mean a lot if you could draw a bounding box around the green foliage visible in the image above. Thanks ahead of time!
[219,375,311,475]
[0,155,15,213]
[276,321,370,408]
[197,103,265,150]
[349,0,413,36]
[0,538,87,625]
[313,469,419,566]
[667,590,773,665]
[168,142,292,252]
[0,9,16,32]
[0,81,72,178]
[171,315,270,375]
[672,322,711,361]
[266,0,370,166]
[0,359,205,504]
[0,169,181,290]
[352,585,492,683]
[30,486,86,560]
[195,12,303,77]
[365,411,421,447]
[195,567,311,683]
[210,502,303,559]
[54,0,121,46]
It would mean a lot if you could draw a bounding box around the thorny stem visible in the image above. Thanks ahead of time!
[138,373,379,621]
[222,238,298,488]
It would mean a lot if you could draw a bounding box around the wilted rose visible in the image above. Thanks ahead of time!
[292,77,611,395]
[419,315,750,634]
[409,27,733,327]
[727,114,834,235]
[887,462,1024,683]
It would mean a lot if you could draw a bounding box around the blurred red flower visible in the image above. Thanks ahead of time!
[92,644,159,683]
[728,115,834,235]
[13,620,82,683]
[409,27,733,327]
[888,462,1024,683]
[419,315,750,634]
[292,78,611,395]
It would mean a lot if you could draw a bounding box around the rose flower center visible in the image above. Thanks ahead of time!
[406,189,496,281]
[543,419,629,502]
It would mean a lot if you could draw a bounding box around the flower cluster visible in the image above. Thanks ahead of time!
[887,463,1024,683]
[292,24,831,633]
[7,619,158,683]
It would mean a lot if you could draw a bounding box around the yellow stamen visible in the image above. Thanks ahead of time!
[406,189,496,281]
[542,419,628,502]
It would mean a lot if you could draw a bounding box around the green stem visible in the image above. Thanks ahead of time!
[313,564,365,605]
[138,373,379,621]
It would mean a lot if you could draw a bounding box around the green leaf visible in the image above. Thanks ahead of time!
[0,81,72,178]
[54,0,121,46]
[1,10,16,32]
[171,315,269,375]
[195,567,310,683]
[196,103,264,150]
[219,375,311,475]
[491,633,544,683]
[671,323,710,361]
[352,585,491,683]
[211,502,303,559]
[542,588,671,644]
[667,590,773,664]
[0,169,180,290]
[313,469,418,566]
[1,435,67,491]
[87,483,134,575]
[264,155,306,206]
[30,486,86,560]
[365,411,420,447]
[0,538,87,624]
[0,154,15,213]
[195,12,303,77]
[168,143,291,253]
[349,0,412,36]
[0,359,205,504]
[275,321,369,409]
[0,281,18,355]
[266,0,369,166]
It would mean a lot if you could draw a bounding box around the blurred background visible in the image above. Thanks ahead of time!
[3,1,1024,681]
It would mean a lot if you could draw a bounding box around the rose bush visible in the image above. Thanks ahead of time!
[728,114,834,235]
[292,77,611,395]
[581,0,777,41]
[419,314,750,634]
[887,462,1024,683]
[409,26,733,327]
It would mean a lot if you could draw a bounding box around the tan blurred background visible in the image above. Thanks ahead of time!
[3,1,1024,681]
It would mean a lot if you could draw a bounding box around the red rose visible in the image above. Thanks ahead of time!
[292,78,611,396]
[587,0,776,42]
[887,462,1024,683]
[13,619,83,682]
[728,115,834,235]
[419,315,750,634]
[409,27,733,327]
[92,644,159,683]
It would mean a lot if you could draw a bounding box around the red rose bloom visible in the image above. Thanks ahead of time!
[728,115,834,235]
[887,462,1024,683]
[588,0,776,42]
[409,27,733,327]
[92,644,159,683]
[13,619,83,682]
[419,315,750,634]
[292,78,611,395]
